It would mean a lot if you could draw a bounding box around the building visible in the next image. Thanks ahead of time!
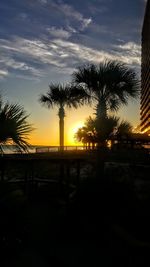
[141,0,150,134]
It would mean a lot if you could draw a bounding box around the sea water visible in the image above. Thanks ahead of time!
[0,145,36,154]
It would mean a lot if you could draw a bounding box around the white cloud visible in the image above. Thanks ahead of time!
[53,39,141,66]
[1,57,29,70]
[0,37,67,79]
[64,5,92,30]
[0,55,44,78]
[47,27,71,39]
[81,18,92,30]
[114,42,141,65]
[0,37,141,80]
[117,42,140,51]
[47,1,92,31]
[0,69,9,79]
[67,25,77,33]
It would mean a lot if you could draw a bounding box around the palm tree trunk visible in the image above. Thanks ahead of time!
[96,101,107,119]
[96,101,107,149]
[59,117,64,149]
[58,106,65,151]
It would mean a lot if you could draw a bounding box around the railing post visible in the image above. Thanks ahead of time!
[66,161,70,203]
[76,159,81,191]
[24,160,28,194]
[31,159,35,195]
[59,159,64,195]
[0,158,5,181]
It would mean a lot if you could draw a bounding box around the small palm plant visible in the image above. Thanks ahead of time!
[75,115,133,148]
[39,83,87,150]
[0,97,33,152]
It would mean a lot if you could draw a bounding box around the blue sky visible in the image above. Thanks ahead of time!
[0,0,147,145]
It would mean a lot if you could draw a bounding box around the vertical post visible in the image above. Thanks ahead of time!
[31,159,35,195]
[66,161,70,204]
[59,159,64,196]
[0,158,5,181]
[59,105,65,152]
[59,117,64,151]
[76,159,80,191]
[24,159,28,194]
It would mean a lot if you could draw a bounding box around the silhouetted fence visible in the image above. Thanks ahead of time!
[0,157,94,201]
[35,145,95,153]
[0,145,96,155]
[0,149,149,202]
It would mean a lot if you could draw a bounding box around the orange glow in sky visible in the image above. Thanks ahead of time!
[30,120,84,146]
[67,121,84,145]
[28,105,87,146]
[28,100,140,146]
[0,0,144,148]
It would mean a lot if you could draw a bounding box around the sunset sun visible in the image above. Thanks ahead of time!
[67,121,84,145]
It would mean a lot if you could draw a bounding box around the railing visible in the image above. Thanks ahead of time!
[35,146,85,153]
[0,145,95,155]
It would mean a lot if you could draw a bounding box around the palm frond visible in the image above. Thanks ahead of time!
[72,60,140,117]
[40,83,88,110]
[0,101,33,151]
[118,120,133,134]
[107,97,122,112]
[39,94,53,108]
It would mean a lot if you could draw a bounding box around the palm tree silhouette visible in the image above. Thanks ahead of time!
[39,83,87,150]
[0,96,33,151]
[75,126,96,149]
[72,60,140,119]
[75,115,132,148]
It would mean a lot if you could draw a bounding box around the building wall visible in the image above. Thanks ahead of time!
[141,0,150,134]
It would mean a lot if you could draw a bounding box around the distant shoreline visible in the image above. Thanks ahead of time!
[0,144,85,154]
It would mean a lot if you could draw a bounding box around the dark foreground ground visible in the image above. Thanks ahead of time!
[0,149,150,266]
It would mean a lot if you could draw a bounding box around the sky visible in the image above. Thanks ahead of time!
[0,0,147,145]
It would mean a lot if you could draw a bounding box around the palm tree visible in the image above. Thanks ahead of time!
[39,83,87,150]
[75,115,133,148]
[117,120,133,137]
[72,60,140,119]
[0,97,33,152]
[75,126,97,149]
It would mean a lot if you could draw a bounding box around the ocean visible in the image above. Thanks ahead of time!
[0,145,36,154]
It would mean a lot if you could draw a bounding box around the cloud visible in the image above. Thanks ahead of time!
[113,42,141,65]
[52,39,141,66]
[0,69,9,79]
[117,42,141,51]
[54,2,92,29]
[81,18,92,30]
[67,25,77,33]
[0,37,141,80]
[47,27,71,39]
[0,57,32,71]
[44,0,92,31]
[0,37,67,79]
[38,0,48,4]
